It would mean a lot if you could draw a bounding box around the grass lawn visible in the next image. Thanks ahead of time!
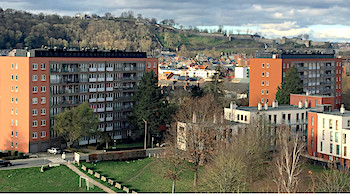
[82,157,210,193]
[0,166,103,192]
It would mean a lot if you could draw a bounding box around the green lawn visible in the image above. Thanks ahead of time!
[0,166,103,192]
[82,157,210,193]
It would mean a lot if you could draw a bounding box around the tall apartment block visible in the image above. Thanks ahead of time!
[0,49,158,153]
[249,53,342,109]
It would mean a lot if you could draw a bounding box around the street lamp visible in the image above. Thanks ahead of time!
[142,119,147,150]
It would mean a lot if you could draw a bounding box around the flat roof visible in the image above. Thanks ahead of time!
[291,93,335,98]
[30,49,147,58]
[310,110,350,116]
[230,105,313,112]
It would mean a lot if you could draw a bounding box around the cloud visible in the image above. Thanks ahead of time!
[258,22,312,37]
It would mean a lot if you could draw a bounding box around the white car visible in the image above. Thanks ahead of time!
[47,147,62,155]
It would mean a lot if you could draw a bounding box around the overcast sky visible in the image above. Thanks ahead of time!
[1,0,350,42]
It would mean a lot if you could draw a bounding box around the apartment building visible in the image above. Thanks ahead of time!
[0,49,158,153]
[249,53,342,108]
[224,100,315,139]
[307,105,350,168]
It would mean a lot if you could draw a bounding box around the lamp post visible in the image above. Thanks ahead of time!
[142,119,147,150]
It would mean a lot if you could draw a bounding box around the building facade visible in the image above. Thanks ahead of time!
[249,53,342,108]
[307,105,350,168]
[0,49,158,153]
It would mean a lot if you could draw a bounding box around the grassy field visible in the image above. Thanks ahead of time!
[0,166,103,192]
[82,157,210,193]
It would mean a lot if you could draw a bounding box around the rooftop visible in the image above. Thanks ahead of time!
[228,105,315,112]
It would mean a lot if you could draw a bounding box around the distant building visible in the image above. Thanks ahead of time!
[249,53,342,108]
[234,66,249,79]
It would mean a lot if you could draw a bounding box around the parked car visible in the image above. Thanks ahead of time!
[0,160,12,167]
[47,147,62,155]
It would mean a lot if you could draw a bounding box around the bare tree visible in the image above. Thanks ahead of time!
[174,95,223,187]
[204,117,272,192]
[312,164,350,192]
[273,126,305,193]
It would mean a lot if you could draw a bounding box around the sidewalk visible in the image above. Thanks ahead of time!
[65,163,115,193]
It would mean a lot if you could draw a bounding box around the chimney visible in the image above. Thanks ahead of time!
[275,100,278,108]
[258,102,262,111]
[306,90,309,96]
[298,100,303,109]
[341,104,345,114]
[304,99,308,108]
[230,101,237,109]
[264,103,268,110]
[192,112,197,123]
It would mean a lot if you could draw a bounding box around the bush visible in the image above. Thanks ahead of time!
[87,145,97,150]
[10,150,18,156]
[3,154,29,160]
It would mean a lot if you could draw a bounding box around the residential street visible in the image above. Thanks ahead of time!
[0,153,74,170]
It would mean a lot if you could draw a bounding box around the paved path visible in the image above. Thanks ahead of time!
[65,163,115,193]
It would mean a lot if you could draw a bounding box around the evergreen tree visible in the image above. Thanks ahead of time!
[53,102,99,147]
[275,66,303,104]
[190,85,204,98]
[129,71,176,144]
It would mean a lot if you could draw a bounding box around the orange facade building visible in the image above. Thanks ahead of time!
[249,53,342,109]
[0,49,158,153]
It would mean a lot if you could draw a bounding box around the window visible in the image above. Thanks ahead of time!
[41,75,46,81]
[32,75,38,81]
[266,63,269,68]
[41,108,46,115]
[261,89,264,94]
[11,108,13,114]
[15,98,17,103]
[11,97,14,103]
[266,98,268,103]
[11,131,13,137]
[33,109,38,116]
[261,81,264,86]
[15,142,17,148]
[15,63,17,69]
[33,63,38,70]
[266,72,269,77]
[41,63,46,70]
[41,131,46,137]
[262,63,265,68]
[11,74,13,80]
[320,141,323,151]
[15,131,17,137]
[148,63,151,68]
[345,146,348,157]
[283,72,285,77]
[330,132,333,141]
[330,119,333,129]
[41,120,46,126]
[336,120,338,130]
[262,72,265,77]
[11,63,13,69]
[335,132,339,143]
[15,86,18,92]
[322,130,325,140]
[287,64,289,68]
[261,98,264,103]
[311,128,314,138]
[15,108,17,115]
[32,98,38,104]
[330,143,333,153]
[33,86,38,93]
[311,117,314,126]
[283,63,285,68]
[41,86,46,92]
[266,81,269,86]
[41,97,46,104]
[32,120,38,127]
[32,132,38,139]
[344,134,347,144]
[11,142,13,148]
[15,120,18,126]
[11,85,13,92]
[266,90,269,95]
[153,63,156,68]
[15,75,17,80]
[323,118,325,128]
[336,145,340,155]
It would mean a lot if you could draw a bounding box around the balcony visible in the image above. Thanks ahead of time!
[89,68,97,72]
[98,67,105,72]
[106,67,113,71]
[89,78,97,82]
[89,88,97,92]
[106,126,113,131]
[97,108,105,112]
[97,78,105,82]
[106,97,113,101]
[97,88,105,92]
[106,77,113,82]
[99,118,105,122]
[106,117,113,121]
[106,87,113,92]
[89,98,97,103]
[106,107,113,111]
[97,98,105,102]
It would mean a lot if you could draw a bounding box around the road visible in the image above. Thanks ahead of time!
[0,153,74,170]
